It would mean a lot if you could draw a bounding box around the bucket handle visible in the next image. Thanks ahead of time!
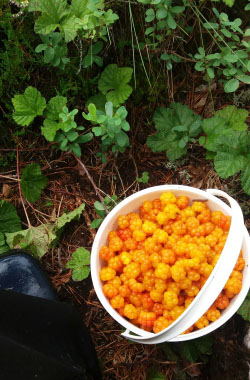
[121,189,245,344]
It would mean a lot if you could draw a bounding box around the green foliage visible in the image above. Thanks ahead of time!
[98,64,133,107]
[6,203,85,258]
[146,103,202,161]
[136,171,150,183]
[146,369,165,380]
[12,87,46,126]
[35,32,70,69]
[161,335,213,364]
[83,41,103,68]
[200,106,250,194]
[66,247,90,281]
[12,88,93,157]
[21,163,48,203]
[194,8,250,92]
[0,200,22,254]
[28,0,118,42]
[90,195,118,229]
[237,291,250,321]
[83,102,130,160]
[138,0,186,45]
[0,200,22,234]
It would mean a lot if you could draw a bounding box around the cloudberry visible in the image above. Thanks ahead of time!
[155,263,171,280]
[153,303,164,316]
[156,212,169,225]
[192,201,207,213]
[129,218,142,231]
[185,285,199,297]
[110,295,124,309]
[120,273,129,285]
[164,204,180,219]
[99,246,115,262]
[171,264,186,282]
[170,306,185,320]
[109,237,123,252]
[103,283,118,298]
[152,198,162,210]
[144,237,156,253]
[142,293,154,310]
[117,228,132,241]
[150,289,163,303]
[163,291,178,309]
[234,256,245,271]
[124,304,138,320]
[153,229,168,243]
[153,317,171,333]
[120,251,132,265]
[129,293,143,307]
[119,284,131,298]
[186,217,200,232]
[176,196,189,210]
[128,278,145,293]
[188,270,200,282]
[178,277,192,290]
[199,262,213,278]
[225,278,242,294]
[117,215,129,229]
[195,315,209,329]
[109,276,122,288]
[124,238,138,251]
[133,229,146,242]
[100,267,116,281]
[149,253,161,268]
[215,292,229,309]
[142,201,153,213]
[140,257,152,273]
[138,311,156,328]
[161,249,176,265]
[185,297,194,308]
[155,278,167,293]
[160,192,177,205]
[167,282,180,295]
[172,221,187,236]
[108,256,123,271]
[124,262,141,279]
[143,270,155,291]
[206,306,221,322]
[142,221,157,234]
[108,231,118,241]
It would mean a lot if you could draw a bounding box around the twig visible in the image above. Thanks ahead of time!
[0,174,19,181]
[72,153,109,213]
[16,147,32,228]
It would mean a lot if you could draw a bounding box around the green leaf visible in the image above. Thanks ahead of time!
[136,171,149,184]
[90,218,103,229]
[56,203,85,229]
[237,292,250,320]
[98,64,133,106]
[6,225,56,258]
[66,247,90,281]
[201,116,233,151]
[224,79,239,93]
[146,369,165,380]
[12,87,46,126]
[241,165,250,195]
[214,152,246,178]
[6,203,85,258]
[60,15,79,42]
[178,341,199,363]
[21,164,48,203]
[236,74,250,84]
[70,0,89,17]
[216,106,248,131]
[42,119,64,141]
[0,201,22,234]
[29,0,67,34]
[45,96,67,120]
[147,103,201,161]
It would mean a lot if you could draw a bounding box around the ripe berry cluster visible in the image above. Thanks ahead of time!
[99,192,245,334]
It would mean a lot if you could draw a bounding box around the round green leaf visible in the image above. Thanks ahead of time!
[224,79,239,93]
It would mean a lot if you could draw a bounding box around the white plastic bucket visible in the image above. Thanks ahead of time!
[91,185,250,344]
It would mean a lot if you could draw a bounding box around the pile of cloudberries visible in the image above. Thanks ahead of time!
[99,192,245,334]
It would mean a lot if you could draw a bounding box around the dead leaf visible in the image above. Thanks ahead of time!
[2,184,11,198]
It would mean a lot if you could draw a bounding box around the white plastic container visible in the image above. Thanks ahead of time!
[91,185,250,344]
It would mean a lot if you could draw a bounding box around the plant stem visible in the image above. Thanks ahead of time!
[72,153,109,214]
[16,147,32,228]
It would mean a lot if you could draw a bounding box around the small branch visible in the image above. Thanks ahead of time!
[16,148,32,228]
[72,153,109,214]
